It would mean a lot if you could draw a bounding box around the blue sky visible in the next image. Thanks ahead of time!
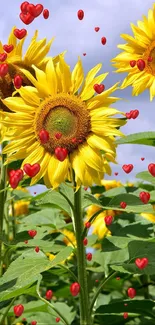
[1,0,155,194]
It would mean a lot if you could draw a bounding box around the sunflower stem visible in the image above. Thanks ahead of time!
[73,174,91,325]
[0,142,7,276]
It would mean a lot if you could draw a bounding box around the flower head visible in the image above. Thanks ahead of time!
[112,4,155,100]
[1,55,126,188]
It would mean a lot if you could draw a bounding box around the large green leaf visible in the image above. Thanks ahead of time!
[136,171,155,186]
[22,208,66,228]
[116,131,155,146]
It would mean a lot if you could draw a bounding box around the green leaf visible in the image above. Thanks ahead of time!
[22,209,66,228]
[136,171,155,186]
[106,194,154,213]
[34,190,73,216]
[116,131,155,146]
[103,186,127,197]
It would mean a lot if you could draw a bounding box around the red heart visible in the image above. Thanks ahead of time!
[27,4,43,17]
[0,53,7,62]
[14,75,23,89]
[120,201,127,209]
[13,28,27,40]
[114,172,118,176]
[20,12,35,25]
[43,9,49,19]
[127,287,136,299]
[83,53,86,56]
[139,191,150,204]
[125,112,132,119]
[131,109,139,119]
[28,230,37,238]
[135,257,148,269]
[77,9,84,20]
[141,157,145,161]
[13,304,24,317]
[55,147,68,161]
[20,1,29,14]
[93,84,105,94]
[137,59,145,71]
[10,175,20,189]
[3,44,14,53]
[94,27,100,32]
[23,163,40,177]
[55,132,62,140]
[15,169,24,181]
[104,215,113,226]
[130,60,136,67]
[39,129,49,143]
[148,163,155,177]
[9,169,24,188]
[122,164,133,174]
[0,63,8,77]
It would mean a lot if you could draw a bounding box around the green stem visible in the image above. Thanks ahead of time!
[0,142,7,276]
[11,198,16,240]
[73,174,91,325]
[59,264,78,283]
[90,271,117,315]
[0,297,15,325]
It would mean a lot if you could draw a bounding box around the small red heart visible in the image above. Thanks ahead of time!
[3,44,14,53]
[139,191,150,204]
[93,84,105,94]
[120,201,127,209]
[43,9,49,19]
[39,129,49,143]
[94,27,100,32]
[148,56,153,62]
[122,164,133,174]
[0,63,8,77]
[83,53,86,56]
[13,304,24,317]
[104,215,113,226]
[125,112,132,119]
[35,246,40,253]
[14,75,23,89]
[31,321,37,325]
[23,163,40,177]
[148,163,155,177]
[0,53,7,62]
[131,109,139,119]
[114,172,118,176]
[77,9,84,20]
[10,175,20,189]
[135,257,148,269]
[123,312,128,319]
[13,28,27,40]
[55,132,62,140]
[20,1,29,14]
[27,4,43,17]
[55,147,68,161]
[20,12,35,25]
[127,287,136,299]
[130,60,136,67]
[101,37,107,45]
[137,59,145,71]
[141,157,145,161]
[15,169,24,181]
[56,318,60,323]
[28,230,37,238]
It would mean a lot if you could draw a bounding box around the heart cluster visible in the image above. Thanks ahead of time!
[9,169,24,189]
[19,1,49,25]
[130,59,145,71]
[125,110,139,119]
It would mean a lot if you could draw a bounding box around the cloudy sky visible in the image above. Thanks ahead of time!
[1,0,155,193]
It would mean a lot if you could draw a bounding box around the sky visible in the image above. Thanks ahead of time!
[0,0,155,194]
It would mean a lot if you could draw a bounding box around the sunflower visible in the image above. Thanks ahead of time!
[0,26,63,111]
[101,179,123,190]
[1,56,126,188]
[111,4,155,100]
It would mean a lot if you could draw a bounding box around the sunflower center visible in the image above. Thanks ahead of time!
[34,93,91,154]
[45,106,77,137]
[143,40,155,75]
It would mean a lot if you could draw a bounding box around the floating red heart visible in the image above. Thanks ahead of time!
[28,229,37,238]
[93,84,105,94]
[70,282,80,296]
[148,56,153,62]
[3,44,14,53]
[86,253,92,261]
[137,59,145,71]
[27,4,43,17]
[127,287,136,299]
[35,246,40,253]
[23,163,40,177]
[14,75,23,89]
[20,12,34,25]
[55,147,68,161]
[123,312,128,319]
[83,53,86,56]
[125,112,132,119]
[131,109,139,119]
[122,164,133,174]
[0,63,8,77]
[39,129,49,143]
[45,290,53,300]
[101,37,107,45]
[55,132,62,140]
[141,157,145,161]
[120,201,127,209]
[135,257,148,269]
[139,191,150,204]
[13,28,27,40]
[130,60,136,67]
[43,9,49,19]
[56,318,60,323]
[114,172,118,176]
[13,304,24,317]
[148,163,155,177]
[95,27,100,32]
[20,1,29,14]
[9,169,24,189]
[77,9,84,20]
[104,215,113,226]
[10,175,20,189]
[0,53,7,62]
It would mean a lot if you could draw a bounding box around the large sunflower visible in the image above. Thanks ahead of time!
[1,56,126,188]
[111,4,155,101]
[0,26,62,110]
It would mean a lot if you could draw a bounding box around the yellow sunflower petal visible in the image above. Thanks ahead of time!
[70,58,84,94]
[30,152,51,185]
[45,59,57,95]
[79,144,103,172]
[2,97,35,113]
[87,134,115,154]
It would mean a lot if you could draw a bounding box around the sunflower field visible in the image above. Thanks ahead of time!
[1,1,155,325]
